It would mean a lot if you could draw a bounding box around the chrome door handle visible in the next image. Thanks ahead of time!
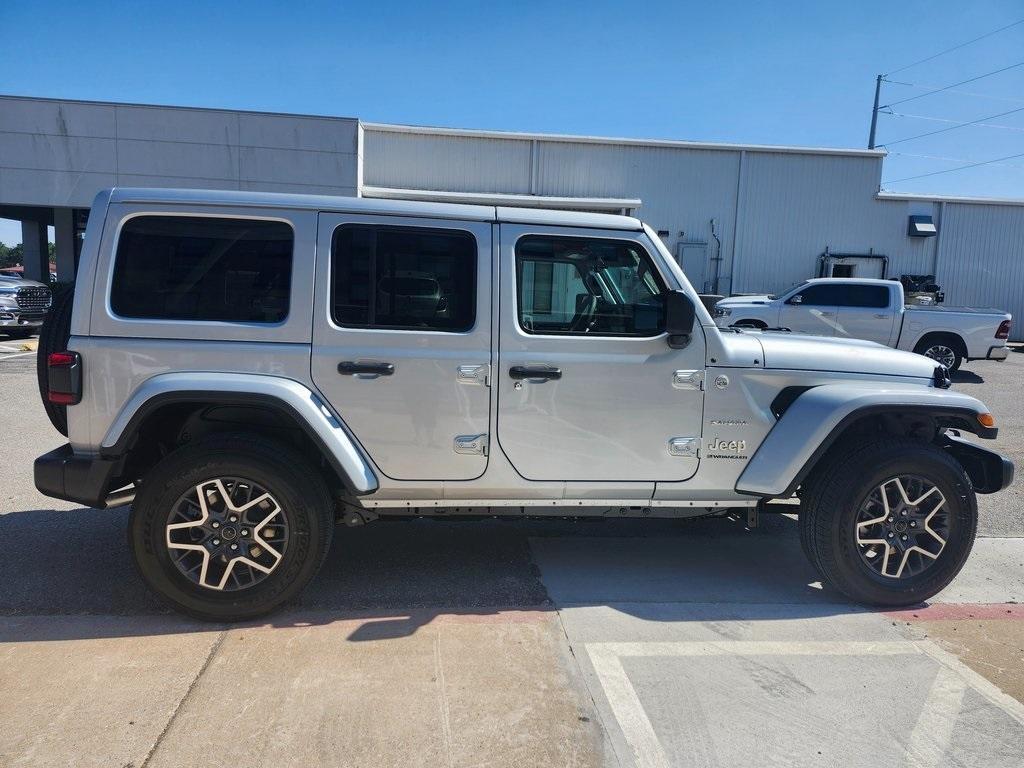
[873,313,888,318]
[338,361,394,376]
[509,365,561,381]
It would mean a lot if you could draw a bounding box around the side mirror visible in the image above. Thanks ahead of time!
[665,290,696,349]
[788,294,803,305]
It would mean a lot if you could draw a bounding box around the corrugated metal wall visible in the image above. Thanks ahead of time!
[363,130,532,194]
[363,126,1023,339]
[937,203,1024,341]
[734,153,939,296]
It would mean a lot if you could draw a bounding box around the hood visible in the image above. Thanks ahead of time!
[754,332,937,379]
[0,275,48,290]
[717,294,773,306]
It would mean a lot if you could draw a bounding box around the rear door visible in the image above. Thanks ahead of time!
[495,225,705,483]
[779,283,841,336]
[835,283,898,344]
[311,213,492,481]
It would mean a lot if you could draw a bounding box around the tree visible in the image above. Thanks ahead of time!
[0,243,21,269]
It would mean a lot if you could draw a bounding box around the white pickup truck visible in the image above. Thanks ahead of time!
[714,278,1011,371]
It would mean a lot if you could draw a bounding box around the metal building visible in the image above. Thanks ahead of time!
[2,95,1022,338]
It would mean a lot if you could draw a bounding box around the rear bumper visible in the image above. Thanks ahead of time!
[34,444,120,507]
[943,433,1014,494]
[986,345,1008,361]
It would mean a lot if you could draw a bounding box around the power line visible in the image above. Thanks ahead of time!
[884,109,1024,133]
[885,18,1024,76]
[883,61,1024,108]
[888,151,1024,169]
[883,150,1024,184]
[878,104,1024,146]
[884,78,1024,105]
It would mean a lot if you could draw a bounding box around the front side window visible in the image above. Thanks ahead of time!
[793,284,845,306]
[111,216,293,322]
[331,225,476,332]
[516,236,665,336]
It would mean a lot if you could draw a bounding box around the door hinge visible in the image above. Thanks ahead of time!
[457,364,490,387]
[454,434,489,456]
[672,370,704,390]
[668,437,700,457]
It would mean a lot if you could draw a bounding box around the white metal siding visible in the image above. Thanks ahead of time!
[937,203,1024,341]
[535,142,740,289]
[0,96,359,207]
[362,130,532,193]
[733,152,938,295]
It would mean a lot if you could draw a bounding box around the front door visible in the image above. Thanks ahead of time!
[496,225,706,482]
[311,213,492,481]
[779,283,841,336]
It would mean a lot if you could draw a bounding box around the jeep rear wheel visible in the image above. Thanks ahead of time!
[799,437,976,606]
[129,434,334,621]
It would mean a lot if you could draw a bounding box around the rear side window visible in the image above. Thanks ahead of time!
[110,216,293,322]
[840,284,890,308]
[331,225,476,332]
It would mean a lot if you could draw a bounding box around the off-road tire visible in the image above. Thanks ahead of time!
[36,283,75,436]
[129,434,334,621]
[799,436,976,606]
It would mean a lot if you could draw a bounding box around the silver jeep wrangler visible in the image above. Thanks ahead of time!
[34,188,1014,621]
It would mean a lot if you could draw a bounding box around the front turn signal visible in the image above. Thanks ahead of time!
[977,413,996,429]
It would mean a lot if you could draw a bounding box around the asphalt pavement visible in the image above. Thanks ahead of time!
[1,342,1022,767]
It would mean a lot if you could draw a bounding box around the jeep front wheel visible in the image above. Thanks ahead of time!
[129,434,334,621]
[799,437,976,606]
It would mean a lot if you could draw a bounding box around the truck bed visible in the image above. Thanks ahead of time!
[905,304,1007,316]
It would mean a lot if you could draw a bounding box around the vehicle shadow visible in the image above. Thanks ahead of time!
[951,370,984,384]
[0,507,872,643]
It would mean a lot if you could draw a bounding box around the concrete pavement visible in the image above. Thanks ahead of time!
[2,347,1022,766]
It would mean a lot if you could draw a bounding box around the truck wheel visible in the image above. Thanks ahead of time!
[129,434,334,621]
[799,437,976,606]
[914,335,964,372]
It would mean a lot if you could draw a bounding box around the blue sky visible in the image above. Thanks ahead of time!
[1,0,1022,245]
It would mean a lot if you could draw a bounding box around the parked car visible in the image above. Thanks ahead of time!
[34,188,1013,621]
[713,277,1011,371]
[0,273,52,338]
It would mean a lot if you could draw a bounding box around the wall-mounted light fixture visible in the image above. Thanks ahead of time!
[908,215,937,238]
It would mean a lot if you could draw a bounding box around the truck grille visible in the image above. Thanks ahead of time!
[16,286,51,312]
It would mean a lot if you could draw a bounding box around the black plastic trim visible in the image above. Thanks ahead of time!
[34,443,119,507]
[942,433,1014,493]
[743,403,998,499]
[99,390,373,495]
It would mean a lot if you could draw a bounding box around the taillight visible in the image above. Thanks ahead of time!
[995,319,1011,339]
[47,351,82,405]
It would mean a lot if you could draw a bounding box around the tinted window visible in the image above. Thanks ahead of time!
[516,236,664,336]
[111,216,293,322]
[331,225,476,332]
[840,284,890,308]
[794,284,844,306]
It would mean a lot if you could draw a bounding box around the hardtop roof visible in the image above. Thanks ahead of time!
[106,187,643,230]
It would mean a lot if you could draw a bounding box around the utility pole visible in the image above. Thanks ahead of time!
[868,74,882,149]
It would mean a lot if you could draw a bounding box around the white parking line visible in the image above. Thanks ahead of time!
[0,345,24,353]
[907,666,967,768]
[586,640,1024,768]
[0,351,36,360]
